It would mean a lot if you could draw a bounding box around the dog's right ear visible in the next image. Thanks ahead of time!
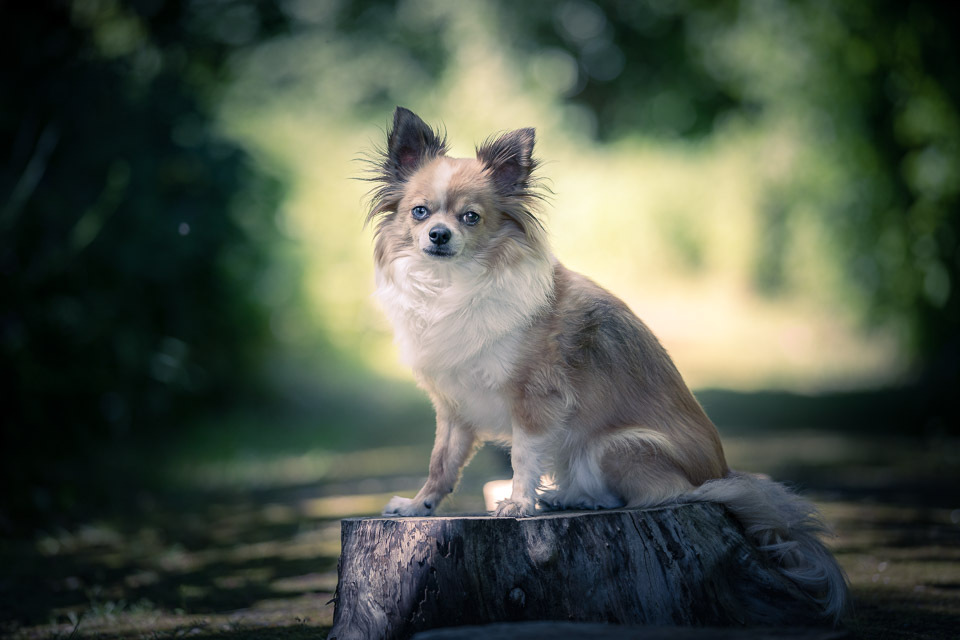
[387,107,447,180]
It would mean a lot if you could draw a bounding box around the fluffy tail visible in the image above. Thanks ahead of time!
[685,471,849,623]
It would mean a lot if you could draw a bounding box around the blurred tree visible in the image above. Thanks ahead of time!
[3,0,958,529]
[495,0,959,429]
[0,0,290,525]
[500,0,741,140]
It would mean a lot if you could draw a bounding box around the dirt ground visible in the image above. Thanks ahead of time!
[1,423,958,640]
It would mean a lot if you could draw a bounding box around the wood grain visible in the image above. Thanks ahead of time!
[329,503,827,640]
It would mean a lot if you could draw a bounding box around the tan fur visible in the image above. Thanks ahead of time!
[368,108,726,515]
[515,265,727,490]
[369,108,847,621]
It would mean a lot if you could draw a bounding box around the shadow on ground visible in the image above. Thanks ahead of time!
[1,387,958,639]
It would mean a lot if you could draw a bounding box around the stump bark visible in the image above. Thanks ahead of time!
[328,503,826,640]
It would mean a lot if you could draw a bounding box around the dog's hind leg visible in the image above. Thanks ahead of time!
[539,436,626,510]
[544,427,693,510]
[600,429,696,508]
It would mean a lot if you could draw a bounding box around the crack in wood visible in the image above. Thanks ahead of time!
[329,505,833,640]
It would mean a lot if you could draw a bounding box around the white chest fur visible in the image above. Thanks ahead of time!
[375,254,554,438]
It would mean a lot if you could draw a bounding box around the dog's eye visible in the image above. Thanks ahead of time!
[411,206,429,220]
[462,211,480,226]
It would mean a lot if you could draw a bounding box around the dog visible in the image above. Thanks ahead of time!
[365,107,847,621]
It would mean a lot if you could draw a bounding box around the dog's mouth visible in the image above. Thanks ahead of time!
[422,246,457,258]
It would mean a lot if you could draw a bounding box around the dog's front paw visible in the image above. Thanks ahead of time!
[382,496,434,517]
[493,498,536,518]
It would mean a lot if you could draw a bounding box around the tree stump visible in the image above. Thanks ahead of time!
[410,622,850,640]
[328,503,827,640]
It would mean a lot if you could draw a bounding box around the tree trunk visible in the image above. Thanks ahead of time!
[328,503,826,640]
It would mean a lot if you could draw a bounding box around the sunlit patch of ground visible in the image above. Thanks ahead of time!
[3,505,341,638]
[12,598,329,640]
[829,500,960,640]
[2,419,957,639]
[727,434,960,639]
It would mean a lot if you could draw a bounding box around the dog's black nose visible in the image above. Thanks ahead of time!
[429,225,451,245]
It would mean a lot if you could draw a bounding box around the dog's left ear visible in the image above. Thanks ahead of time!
[476,128,536,192]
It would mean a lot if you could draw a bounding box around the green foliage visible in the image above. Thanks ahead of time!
[498,0,741,140]
[0,1,289,520]
[491,0,959,424]
[498,0,959,356]
[3,0,959,526]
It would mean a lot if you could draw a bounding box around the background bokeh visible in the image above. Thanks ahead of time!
[2,2,960,636]
[4,0,959,526]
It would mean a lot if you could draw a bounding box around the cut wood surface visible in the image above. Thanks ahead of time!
[328,503,829,640]
[411,622,851,640]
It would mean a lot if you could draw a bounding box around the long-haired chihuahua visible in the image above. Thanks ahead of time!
[365,107,847,621]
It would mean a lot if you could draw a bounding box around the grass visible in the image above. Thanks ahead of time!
[1,388,958,639]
